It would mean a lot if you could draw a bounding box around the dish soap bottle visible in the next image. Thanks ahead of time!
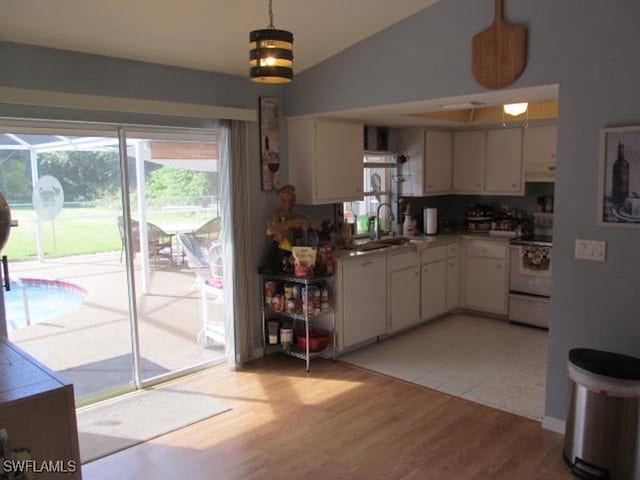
[402,212,415,237]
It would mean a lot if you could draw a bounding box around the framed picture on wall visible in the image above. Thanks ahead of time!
[599,126,640,225]
[259,97,281,191]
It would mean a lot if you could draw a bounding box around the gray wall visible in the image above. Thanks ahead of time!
[285,0,640,421]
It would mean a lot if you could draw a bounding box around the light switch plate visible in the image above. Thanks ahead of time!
[575,239,606,261]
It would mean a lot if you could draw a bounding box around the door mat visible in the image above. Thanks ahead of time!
[78,383,231,463]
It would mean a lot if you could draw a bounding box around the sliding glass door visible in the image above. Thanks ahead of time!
[123,129,226,383]
[1,127,136,401]
[0,121,227,403]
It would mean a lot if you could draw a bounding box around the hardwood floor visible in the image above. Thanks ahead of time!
[82,355,572,480]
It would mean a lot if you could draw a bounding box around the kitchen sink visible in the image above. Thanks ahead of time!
[375,237,411,246]
[352,242,391,251]
[343,237,411,252]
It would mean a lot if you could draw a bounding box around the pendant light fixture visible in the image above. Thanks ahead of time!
[249,0,294,84]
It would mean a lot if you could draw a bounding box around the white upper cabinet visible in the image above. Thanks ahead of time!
[485,128,524,195]
[425,130,453,194]
[523,125,558,182]
[399,128,452,196]
[288,118,364,205]
[453,130,486,193]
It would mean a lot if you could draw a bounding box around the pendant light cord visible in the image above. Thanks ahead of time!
[268,0,274,29]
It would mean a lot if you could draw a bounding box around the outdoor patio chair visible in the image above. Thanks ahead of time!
[178,232,224,286]
[177,232,211,284]
[177,232,225,346]
[192,217,221,247]
[118,216,139,263]
[146,221,174,267]
[117,217,174,268]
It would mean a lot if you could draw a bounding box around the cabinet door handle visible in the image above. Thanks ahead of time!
[512,184,517,187]
[497,264,502,269]
[362,260,374,266]
[549,166,556,171]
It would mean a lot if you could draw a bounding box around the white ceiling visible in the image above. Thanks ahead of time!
[0,0,440,76]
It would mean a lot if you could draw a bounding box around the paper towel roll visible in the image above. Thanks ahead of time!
[424,208,438,235]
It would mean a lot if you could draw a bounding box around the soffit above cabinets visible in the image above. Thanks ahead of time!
[323,84,559,128]
[410,100,558,126]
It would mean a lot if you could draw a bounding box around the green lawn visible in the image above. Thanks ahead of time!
[5,207,214,262]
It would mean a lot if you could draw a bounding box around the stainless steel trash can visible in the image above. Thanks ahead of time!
[564,348,640,479]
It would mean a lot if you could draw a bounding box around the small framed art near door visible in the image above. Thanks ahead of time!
[259,97,281,191]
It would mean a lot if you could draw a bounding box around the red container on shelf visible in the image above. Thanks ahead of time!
[272,294,285,312]
[296,329,329,352]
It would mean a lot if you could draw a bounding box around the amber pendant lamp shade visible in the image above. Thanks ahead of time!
[249,0,294,83]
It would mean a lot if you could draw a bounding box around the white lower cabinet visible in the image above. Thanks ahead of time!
[462,240,508,315]
[341,255,387,348]
[388,251,421,333]
[446,256,460,311]
[389,266,421,332]
[421,260,447,321]
[336,238,504,352]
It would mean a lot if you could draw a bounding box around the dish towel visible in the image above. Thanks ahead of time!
[519,246,552,276]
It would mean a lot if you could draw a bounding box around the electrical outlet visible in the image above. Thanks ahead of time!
[575,239,606,261]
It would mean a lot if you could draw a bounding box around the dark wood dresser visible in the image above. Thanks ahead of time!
[0,338,81,479]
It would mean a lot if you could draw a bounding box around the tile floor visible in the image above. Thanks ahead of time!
[340,313,548,420]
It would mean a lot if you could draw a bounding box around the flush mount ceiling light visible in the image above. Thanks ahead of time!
[503,102,529,116]
[440,100,486,110]
[249,0,294,84]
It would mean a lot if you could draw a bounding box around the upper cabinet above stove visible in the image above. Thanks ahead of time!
[523,126,557,182]
[452,128,524,196]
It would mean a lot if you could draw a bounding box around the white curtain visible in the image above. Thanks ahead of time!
[220,120,253,367]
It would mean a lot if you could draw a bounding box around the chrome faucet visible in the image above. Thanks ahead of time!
[376,202,395,240]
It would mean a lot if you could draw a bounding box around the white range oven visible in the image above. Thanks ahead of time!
[508,236,552,329]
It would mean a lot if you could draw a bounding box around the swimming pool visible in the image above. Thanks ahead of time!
[4,278,88,330]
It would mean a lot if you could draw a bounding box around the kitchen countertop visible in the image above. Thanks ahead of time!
[334,232,510,261]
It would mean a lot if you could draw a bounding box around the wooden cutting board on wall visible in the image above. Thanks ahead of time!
[472,0,527,89]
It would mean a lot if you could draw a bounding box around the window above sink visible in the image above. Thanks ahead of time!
[344,153,397,237]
